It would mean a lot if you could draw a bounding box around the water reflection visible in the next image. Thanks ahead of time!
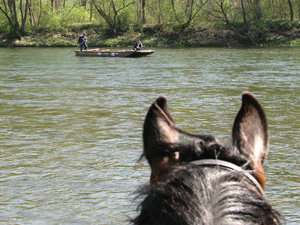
[0,47,299,224]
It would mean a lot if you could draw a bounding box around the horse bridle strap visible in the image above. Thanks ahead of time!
[191,159,266,198]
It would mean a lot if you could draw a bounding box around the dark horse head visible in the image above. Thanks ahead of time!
[132,92,281,225]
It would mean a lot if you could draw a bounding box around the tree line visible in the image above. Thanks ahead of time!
[1,0,299,44]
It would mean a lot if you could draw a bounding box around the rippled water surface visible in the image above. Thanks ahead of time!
[0,47,299,224]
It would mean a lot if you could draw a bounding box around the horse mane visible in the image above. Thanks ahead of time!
[132,162,282,225]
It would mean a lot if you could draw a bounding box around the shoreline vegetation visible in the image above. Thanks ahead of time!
[1,21,300,48]
[1,0,300,48]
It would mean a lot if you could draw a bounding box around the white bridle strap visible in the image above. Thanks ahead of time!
[191,159,266,198]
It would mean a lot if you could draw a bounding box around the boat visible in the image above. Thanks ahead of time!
[75,48,155,57]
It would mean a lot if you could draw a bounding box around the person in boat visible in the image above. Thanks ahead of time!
[78,33,88,51]
[133,40,143,51]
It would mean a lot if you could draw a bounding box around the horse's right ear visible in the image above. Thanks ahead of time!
[232,92,268,190]
[143,96,179,183]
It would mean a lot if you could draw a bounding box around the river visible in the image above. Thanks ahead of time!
[0,47,299,224]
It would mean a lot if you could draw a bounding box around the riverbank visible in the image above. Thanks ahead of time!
[1,23,300,48]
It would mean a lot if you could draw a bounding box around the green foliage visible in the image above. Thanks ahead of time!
[117,8,135,32]
[1,0,300,46]
[0,11,18,39]
[102,35,137,47]
[31,2,91,33]
[263,19,297,31]
[0,20,21,39]
[61,7,91,26]
[0,18,10,36]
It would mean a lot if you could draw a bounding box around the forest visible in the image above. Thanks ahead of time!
[1,0,300,47]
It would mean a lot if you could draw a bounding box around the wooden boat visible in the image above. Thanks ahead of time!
[75,48,155,57]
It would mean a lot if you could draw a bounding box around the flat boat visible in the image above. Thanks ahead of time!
[75,49,155,57]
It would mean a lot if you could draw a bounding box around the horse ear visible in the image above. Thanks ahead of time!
[143,96,179,183]
[232,92,268,190]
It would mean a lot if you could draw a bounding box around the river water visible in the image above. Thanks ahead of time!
[0,47,299,224]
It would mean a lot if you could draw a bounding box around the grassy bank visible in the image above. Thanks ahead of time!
[1,21,300,48]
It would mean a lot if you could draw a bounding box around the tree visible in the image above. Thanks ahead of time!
[0,0,29,39]
[92,0,134,34]
[252,0,262,21]
[170,0,209,31]
[287,0,293,21]
[144,0,166,26]
[28,0,43,27]
[140,0,146,23]
[169,0,205,31]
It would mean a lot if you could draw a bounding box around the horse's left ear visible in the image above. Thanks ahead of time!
[143,96,180,184]
[232,92,268,190]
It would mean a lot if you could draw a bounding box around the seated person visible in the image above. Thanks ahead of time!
[133,40,143,51]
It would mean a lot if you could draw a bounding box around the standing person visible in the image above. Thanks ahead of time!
[78,33,88,51]
[133,40,143,51]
